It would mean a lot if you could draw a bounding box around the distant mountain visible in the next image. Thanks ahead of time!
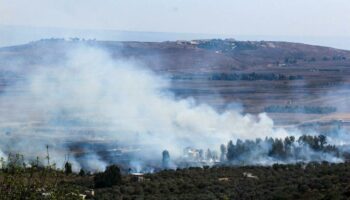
[2,25,350,50]
[1,38,349,72]
[0,25,225,48]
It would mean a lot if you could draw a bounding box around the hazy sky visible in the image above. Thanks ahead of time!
[1,0,350,36]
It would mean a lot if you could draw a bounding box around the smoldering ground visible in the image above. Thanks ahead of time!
[0,44,346,172]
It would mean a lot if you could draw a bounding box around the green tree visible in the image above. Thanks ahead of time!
[64,162,72,175]
[94,165,122,188]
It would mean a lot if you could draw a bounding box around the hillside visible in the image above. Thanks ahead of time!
[1,38,350,130]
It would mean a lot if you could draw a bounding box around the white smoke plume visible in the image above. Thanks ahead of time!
[0,45,304,170]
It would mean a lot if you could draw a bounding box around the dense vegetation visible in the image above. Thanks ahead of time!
[210,72,303,81]
[0,134,347,199]
[170,72,303,81]
[1,154,350,199]
[96,162,350,200]
[223,135,340,165]
[94,165,122,188]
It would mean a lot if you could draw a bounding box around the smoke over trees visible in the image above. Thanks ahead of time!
[224,134,340,165]
[0,45,349,172]
[0,46,293,170]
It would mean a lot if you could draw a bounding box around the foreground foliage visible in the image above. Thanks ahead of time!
[1,153,350,199]
[0,154,86,200]
[94,162,350,200]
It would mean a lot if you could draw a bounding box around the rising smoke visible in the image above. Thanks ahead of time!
[0,44,345,171]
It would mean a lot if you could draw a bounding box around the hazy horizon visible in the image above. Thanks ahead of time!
[2,25,350,50]
[2,0,350,49]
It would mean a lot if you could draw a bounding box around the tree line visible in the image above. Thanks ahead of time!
[264,105,337,114]
[220,134,340,165]
[210,72,303,81]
